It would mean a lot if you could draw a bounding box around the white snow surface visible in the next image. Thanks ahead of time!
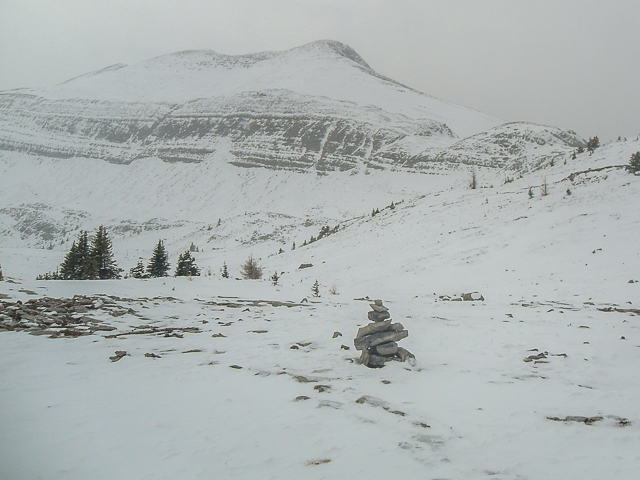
[13,40,501,139]
[2,137,640,479]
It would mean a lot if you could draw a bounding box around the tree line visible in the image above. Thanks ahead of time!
[37,230,202,280]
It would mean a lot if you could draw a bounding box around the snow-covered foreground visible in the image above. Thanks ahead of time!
[1,267,639,480]
[2,139,640,479]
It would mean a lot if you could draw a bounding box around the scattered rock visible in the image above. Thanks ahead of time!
[144,352,161,358]
[462,292,485,301]
[340,344,350,350]
[229,364,243,369]
[332,331,342,338]
[413,421,431,428]
[249,330,268,334]
[182,349,202,353]
[109,350,127,362]
[317,400,342,409]
[547,415,603,425]
[211,333,226,338]
[524,352,547,362]
[298,263,313,269]
[314,384,331,393]
[290,345,299,349]
[295,395,310,401]
[305,458,331,466]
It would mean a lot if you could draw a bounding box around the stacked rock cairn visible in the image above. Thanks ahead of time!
[354,299,415,368]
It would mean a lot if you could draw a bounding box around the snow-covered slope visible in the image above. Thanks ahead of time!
[1,138,639,480]
[429,121,586,171]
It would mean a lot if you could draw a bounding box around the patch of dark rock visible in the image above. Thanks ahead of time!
[249,330,268,334]
[314,384,331,393]
[597,306,640,315]
[18,289,38,295]
[212,333,226,338]
[524,352,547,362]
[340,344,350,350]
[295,395,310,401]
[109,350,128,362]
[547,415,603,425]
[298,263,313,269]
[381,380,391,384]
[218,321,233,326]
[332,331,342,338]
[391,410,407,416]
[294,375,317,383]
[144,352,161,358]
[229,364,243,369]
[290,345,299,349]
[105,326,201,339]
[182,349,202,353]
[305,458,330,466]
[296,342,311,347]
[413,421,431,429]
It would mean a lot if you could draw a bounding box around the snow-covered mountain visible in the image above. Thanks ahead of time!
[0,40,506,171]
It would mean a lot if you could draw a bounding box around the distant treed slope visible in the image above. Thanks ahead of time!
[423,122,587,171]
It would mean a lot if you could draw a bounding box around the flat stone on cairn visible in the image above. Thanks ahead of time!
[354,299,415,368]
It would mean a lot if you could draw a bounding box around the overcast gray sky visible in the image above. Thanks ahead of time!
[1,0,638,141]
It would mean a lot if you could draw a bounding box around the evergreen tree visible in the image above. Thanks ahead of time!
[129,260,147,279]
[629,151,640,173]
[59,240,79,279]
[89,225,120,279]
[576,146,585,154]
[586,136,600,155]
[221,261,229,278]
[58,230,91,279]
[240,255,263,279]
[528,187,534,199]
[174,250,200,277]
[76,230,93,279]
[147,240,170,277]
[311,279,320,297]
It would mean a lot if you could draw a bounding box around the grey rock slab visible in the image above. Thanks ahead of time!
[367,310,391,322]
[369,303,389,313]
[354,329,408,351]
[375,342,399,356]
[356,319,391,338]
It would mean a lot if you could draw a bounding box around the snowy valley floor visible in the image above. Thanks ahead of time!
[1,277,639,480]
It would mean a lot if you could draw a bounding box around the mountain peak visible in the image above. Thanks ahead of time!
[292,40,371,69]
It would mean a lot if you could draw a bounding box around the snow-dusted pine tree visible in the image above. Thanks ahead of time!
[90,225,121,279]
[174,251,200,277]
[147,240,170,277]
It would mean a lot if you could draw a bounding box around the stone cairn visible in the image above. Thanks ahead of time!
[354,299,415,368]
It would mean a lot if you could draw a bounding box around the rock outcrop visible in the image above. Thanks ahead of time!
[354,299,415,368]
